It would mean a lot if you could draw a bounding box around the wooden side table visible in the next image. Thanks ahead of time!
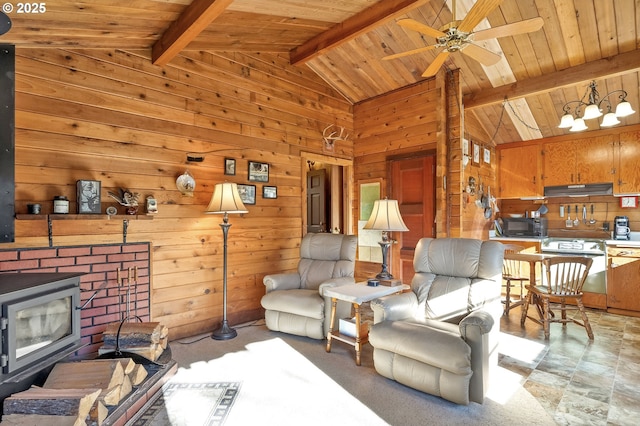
[323,282,409,365]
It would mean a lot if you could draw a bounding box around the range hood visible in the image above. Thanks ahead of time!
[543,182,613,198]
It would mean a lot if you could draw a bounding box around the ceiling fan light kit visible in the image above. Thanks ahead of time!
[558,80,635,132]
[384,0,544,78]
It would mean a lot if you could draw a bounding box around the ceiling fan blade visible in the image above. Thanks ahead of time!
[396,18,446,39]
[457,0,504,33]
[383,45,439,61]
[461,43,502,66]
[472,16,544,41]
[422,51,450,78]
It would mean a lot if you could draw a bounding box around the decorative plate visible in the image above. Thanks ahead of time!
[176,171,196,196]
[106,206,118,216]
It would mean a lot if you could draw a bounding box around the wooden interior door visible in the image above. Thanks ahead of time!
[307,169,326,233]
[390,155,436,283]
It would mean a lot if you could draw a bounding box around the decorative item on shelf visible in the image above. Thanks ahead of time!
[106,206,118,216]
[558,80,635,132]
[52,196,69,214]
[76,180,101,214]
[363,198,409,280]
[107,188,140,215]
[205,182,249,340]
[322,124,349,151]
[27,203,41,214]
[176,170,196,196]
[146,196,158,214]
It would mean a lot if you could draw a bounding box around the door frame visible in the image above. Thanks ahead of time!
[301,152,353,236]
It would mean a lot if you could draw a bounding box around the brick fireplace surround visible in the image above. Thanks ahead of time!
[0,243,151,357]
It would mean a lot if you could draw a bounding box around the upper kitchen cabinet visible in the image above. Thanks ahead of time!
[498,144,542,199]
[614,131,640,194]
[543,137,615,187]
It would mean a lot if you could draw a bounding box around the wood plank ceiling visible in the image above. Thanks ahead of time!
[1,0,639,145]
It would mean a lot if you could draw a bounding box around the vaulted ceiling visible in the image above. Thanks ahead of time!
[1,0,639,145]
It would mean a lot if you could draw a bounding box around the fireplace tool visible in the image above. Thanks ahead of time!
[96,267,171,365]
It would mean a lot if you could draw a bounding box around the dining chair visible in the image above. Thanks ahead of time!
[520,256,594,340]
[502,244,528,315]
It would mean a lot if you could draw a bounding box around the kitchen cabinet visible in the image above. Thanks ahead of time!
[543,137,615,186]
[614,135,640,194]
[607,245,640,316]
[498,145,542,198]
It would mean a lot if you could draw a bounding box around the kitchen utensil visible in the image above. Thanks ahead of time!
[582,204,587,224]
[560,205,564,217]
[537,205,549,215]
[573,205,579,226]
[566,205,572,227]
[589,204,596,224]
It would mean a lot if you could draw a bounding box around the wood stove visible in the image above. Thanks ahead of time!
[0,273,84,406]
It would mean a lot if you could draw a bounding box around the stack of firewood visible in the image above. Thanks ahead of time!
[2,358,148,425]
[99,322,169,361]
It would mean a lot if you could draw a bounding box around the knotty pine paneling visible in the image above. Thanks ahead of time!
[9,47,353,340]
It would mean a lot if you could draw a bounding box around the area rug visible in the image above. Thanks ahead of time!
[128,381,241,426]
[167,337,388,425]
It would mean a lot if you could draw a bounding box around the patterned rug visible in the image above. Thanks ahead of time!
[128,381,241,426]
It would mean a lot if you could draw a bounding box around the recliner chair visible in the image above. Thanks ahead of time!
[261,233,357,339]
[368,237,503,405]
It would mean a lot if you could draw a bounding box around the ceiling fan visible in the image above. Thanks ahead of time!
[384,0,544,77]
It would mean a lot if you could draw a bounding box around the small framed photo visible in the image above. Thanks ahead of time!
[462,138,469,156]
[237,184,256,205]
[248,161,269,182]
[224,158,236,176]
[472,143,481,165]
[76,180,101,214]
[483,147,491,165]
[263,186,277,199]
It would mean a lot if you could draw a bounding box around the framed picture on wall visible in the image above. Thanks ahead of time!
[462,138,469,156]
[262,186,277,199]
[224,158,236,176]
[472,143,481,165]
[248,161,269,182]
[483,147,491,164]
[237,184,256,205]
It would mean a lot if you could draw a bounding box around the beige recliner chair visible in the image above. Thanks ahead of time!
[261,233,357,339]
[369,237,503,405]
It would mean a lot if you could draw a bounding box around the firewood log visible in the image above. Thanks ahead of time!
[44,360,125,406]
[128,364,148,386]
[0,414,81,426]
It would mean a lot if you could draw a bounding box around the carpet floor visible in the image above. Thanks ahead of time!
[168,321,555,426]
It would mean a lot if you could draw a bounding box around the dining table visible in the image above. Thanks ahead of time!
[503,251,557,320]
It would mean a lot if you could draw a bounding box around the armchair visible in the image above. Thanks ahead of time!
[368,238,503,405]
[261,233,357,339]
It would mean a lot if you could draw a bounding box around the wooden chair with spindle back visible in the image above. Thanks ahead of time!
[502,244,528,315]
[520,256,594,340]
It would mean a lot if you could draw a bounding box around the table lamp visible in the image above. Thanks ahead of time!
[205,182,248,340]
[363,198,409,280]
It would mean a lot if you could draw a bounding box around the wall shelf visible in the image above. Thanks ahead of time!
[15,214,154,246]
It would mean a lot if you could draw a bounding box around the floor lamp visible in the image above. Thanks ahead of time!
[363,199,409,280]
[205,182,248,340]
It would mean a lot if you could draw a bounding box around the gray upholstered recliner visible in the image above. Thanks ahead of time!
[261,233,357,339]
[369,237,503,405]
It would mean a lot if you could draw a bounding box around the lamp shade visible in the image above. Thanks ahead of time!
[205,182,248,214]
[558,113,574,129]
[363,199,409,232]
[600,112,620,127]
[615,101,635,117]
[582,104,602,120]
[569,118,588,132]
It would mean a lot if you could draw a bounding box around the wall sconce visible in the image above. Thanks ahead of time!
[176,170,196,196]
[558,80,635,132]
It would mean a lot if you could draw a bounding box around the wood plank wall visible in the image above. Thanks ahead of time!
[7,48,353,339]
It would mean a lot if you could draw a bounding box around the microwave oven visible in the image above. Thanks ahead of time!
[501,217,548,237]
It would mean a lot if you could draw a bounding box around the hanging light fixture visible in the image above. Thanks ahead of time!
[558,81,635,132]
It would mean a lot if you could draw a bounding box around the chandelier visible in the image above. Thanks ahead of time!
[558,81,635,132]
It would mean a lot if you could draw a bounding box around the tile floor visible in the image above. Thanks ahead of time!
[500,306,640,425]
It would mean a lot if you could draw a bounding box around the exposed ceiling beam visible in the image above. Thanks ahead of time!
[463,49,640,110]
[152,0,233,66]
[290,0,430,66]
